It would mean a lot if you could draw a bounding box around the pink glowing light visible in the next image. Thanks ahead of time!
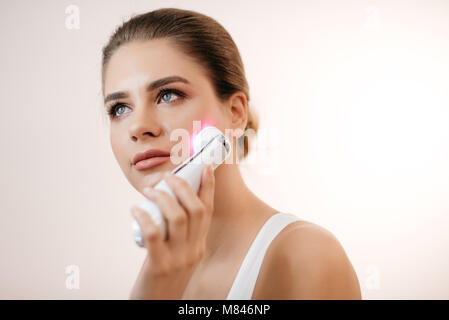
[189,119,216,155]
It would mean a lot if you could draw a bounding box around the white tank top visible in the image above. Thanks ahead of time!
[226,212,304,300]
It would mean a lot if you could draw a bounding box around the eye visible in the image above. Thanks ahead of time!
[156,88,186,104]
[106,88,187,120]
[107,103,130,119]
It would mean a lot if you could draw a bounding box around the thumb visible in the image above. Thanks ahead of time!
[198,164,215,212]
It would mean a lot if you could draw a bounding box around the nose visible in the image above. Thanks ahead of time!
[128,106,162,142]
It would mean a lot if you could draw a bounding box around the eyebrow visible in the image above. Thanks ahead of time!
[104,75,190,105]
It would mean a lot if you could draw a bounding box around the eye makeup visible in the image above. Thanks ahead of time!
[106,87,188,119]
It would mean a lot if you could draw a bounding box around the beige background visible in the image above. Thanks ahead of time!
[1,0,448,299]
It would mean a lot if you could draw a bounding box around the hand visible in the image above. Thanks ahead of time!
[129,165,215,299]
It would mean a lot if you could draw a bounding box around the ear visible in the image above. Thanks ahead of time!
[225,91,248,137]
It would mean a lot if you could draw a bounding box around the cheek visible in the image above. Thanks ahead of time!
[109,127,129,168]
[192,99,228,131]
[163,99,224,132]
[200,108,229,137]
[199,108,225,128]
[162,102,227,156]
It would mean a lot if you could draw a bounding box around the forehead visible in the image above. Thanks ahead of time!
[103,39,207,95]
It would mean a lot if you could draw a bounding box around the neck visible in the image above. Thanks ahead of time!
[203,162,265,262]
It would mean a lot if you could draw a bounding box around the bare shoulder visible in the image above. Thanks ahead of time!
[251,220,362,299]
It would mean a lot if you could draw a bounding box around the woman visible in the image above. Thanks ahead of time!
[101,8,361,300]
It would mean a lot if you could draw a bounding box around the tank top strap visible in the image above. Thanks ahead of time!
[226,212,303,300]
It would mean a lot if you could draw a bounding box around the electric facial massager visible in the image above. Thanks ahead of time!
[132,126,231,247]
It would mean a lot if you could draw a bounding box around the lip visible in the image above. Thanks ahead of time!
[134,156,170,171]
[132,148,171,166]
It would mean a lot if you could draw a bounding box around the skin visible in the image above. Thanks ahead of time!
[103,38,361,299]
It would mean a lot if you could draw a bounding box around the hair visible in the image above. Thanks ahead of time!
[101,8,258,160]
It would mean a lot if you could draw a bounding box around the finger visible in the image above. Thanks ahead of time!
[163,171,206,244]
[143,187,188,248]
[131,205,165,258]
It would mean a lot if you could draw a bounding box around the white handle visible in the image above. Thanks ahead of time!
[132,164,204,247]
[132,127,230,247]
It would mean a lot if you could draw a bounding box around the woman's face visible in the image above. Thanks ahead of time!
[103,39,232,192]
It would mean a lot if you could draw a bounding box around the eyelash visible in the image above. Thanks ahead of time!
[106,88,187,119]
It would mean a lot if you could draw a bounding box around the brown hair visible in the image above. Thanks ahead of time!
[101,8,258,160]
